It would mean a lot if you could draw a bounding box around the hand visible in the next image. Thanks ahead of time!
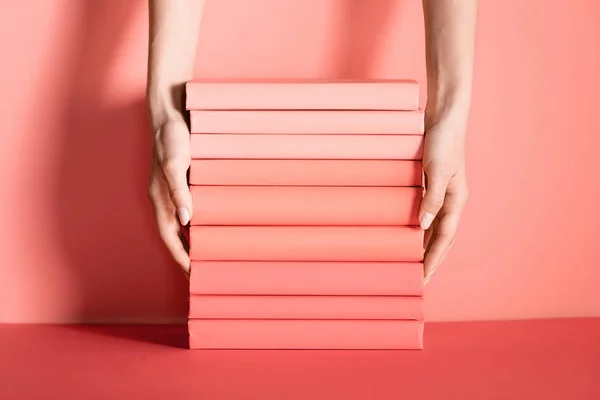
[419,118,469,284]
[148,118,193,277]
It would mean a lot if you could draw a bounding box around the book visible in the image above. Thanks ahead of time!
[190,186,422,226]
[185,79,420,111]
[188,319,424,349]
[190,134,423,160]
[189,159,423,187]
[189,261,424,296]
[188,295,424,320]
[190,110,423,134]
[189,226,424,262]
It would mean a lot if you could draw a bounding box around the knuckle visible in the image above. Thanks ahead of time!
[439,232,456,245]
[169,187,185,202]
[157,228,170,243]
[441,169,453,179]
[160,158,183,175]
[425,162,451,178]
[427,197,445,209]
[462,185,470,200]
[158,225,177,244]
[147,183,159,201]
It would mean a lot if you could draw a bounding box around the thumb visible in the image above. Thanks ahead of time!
[161,159,193,225]
[419,164,449,230]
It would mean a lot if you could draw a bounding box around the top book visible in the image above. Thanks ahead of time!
[185,79,419,111]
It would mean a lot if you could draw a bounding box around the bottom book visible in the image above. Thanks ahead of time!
[188,319,424,350]
[188,295,424,320]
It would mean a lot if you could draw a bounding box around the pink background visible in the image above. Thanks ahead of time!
[1,0,599,323]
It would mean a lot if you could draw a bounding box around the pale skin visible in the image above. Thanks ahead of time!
[147,0,478,283]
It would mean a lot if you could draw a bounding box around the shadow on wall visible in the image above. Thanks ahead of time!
[48,0,402,330]
[51,0,189,324]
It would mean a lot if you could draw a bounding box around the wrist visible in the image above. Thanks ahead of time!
[146,81,187,131]
[424,85,472,132]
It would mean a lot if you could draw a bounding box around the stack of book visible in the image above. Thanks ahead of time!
[186,80,425,349]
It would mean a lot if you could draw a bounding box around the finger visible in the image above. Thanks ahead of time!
[160,158,193,225]
[423,217,438,256]
[419,164,450,230]
[159,215,191,276]
[178,229,191,281]
[423,177,469,284]
[423,211,460,284]
[149,187,191,275]
[422,218,438,284]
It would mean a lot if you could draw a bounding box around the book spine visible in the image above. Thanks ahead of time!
[189,160,423,187]
[189,261,424,296]
[190,110,424,134]
[189,186,422,226]
[189,226,424,262]
[185,81,420,111]
[189,134,424,160]
[188,319,424,349]
[188,295,424,320]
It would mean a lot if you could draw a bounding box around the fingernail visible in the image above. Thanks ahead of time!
[177,207,190,225]
[420,213,435,230]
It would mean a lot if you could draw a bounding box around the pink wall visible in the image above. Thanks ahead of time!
[1,0,600,323]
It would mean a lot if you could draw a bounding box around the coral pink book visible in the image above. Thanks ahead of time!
[189,159,423,187]
[189,226,424,262]
[188,295,424,320]
[189,261,424,296]
[190,186,422,226]
[189,110,423,134]
[188,319,424,349]
[189,134,423,160]
[185,79,419,111]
